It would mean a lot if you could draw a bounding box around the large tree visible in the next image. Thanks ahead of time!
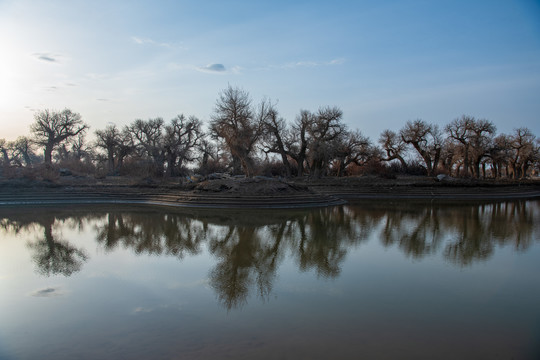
[333,130,375,177]
[163,115,203,177]
[30,109,88,165]
[95,125,123,174]
[400,119,442,176]
[508,127,538,179]
[306,106,346,178]
[445,115,475,176]
[261,102,294,177]
[210,86,264,176]
[445,116,496,178]
[468,119,496,178]
[287,110,312,177]
[378,129,408,171]
[127,118,166,176]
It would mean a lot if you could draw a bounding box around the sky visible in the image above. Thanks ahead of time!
[1,0,539,142]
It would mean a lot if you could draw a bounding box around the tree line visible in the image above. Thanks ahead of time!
[1,85,539,180]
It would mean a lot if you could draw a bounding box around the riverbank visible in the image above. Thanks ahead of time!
[0,175,539,208]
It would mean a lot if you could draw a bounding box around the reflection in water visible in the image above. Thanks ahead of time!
[1,211,89,276]
[1,200,538,309]
[369,200,538,265]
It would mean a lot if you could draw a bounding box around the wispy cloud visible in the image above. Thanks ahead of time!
[131,36,174,48]
[197,63,227,73]
[280,58,346,69]
[33,52,62,63]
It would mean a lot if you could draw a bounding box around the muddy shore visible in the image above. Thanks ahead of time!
[0,175,538,209]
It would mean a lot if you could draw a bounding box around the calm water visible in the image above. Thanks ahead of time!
[1,200,539,359]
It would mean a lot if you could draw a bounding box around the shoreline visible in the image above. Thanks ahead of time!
[0,176,539,209]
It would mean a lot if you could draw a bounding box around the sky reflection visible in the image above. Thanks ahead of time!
[0,201,539,359]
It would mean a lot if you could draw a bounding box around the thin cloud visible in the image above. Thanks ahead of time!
[30,287,63,297]
[33,53,61,63]
[131,36,173,48]
[197,63,226,73]
[281,58,346,69]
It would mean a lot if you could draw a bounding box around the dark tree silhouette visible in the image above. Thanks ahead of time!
[379,129,408,171]
[30,109,88,165]
[27,217,88,276]
[163,115,203,177]
[400,119,442,176]
[210,86,265,176]
[95,124,123,174]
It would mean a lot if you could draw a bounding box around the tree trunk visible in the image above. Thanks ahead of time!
[44,143,54,165]
[107,148,115,174]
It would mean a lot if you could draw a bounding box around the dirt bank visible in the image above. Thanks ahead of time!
[0,175,538,209]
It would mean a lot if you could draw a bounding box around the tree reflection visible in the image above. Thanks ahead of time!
[378,204,442,258]
[207,226,275,309]
[27,216,88,276]
[359,200,539,266]
[0,209,90,277]
[291,206,367,277]
[442,201,537,265]
[94,210,205,259]
[0,200,538,308]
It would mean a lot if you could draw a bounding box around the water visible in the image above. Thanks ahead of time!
[1,200,539,359]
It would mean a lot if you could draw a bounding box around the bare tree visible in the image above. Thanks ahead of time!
[490,134,513,178]
[260,101,294,177]
[117,128,135,172]
[508,127,537,179]
[30,109,88,166]
[127,118,165,177]
[163,115,203,177]
[400,119,442,176]
[333,130,376,177]
[378,129,408,171]
[307,106,346,178]
[210,86,264,177]
[445,115,475,176]
[445,116,496,178]
[0,139,11,166]
[468,119,496,178]
[13,136,35,166]
[287,110,312,177]
[439,138,462,176]
[95,125,123,174]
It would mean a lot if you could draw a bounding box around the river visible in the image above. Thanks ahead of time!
[1,200,539,359]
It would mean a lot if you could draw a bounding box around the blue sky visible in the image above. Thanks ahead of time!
[1,0,539,142]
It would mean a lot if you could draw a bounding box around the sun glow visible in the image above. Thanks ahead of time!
[0,38,26,109]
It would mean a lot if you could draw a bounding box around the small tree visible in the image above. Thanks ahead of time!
[30,109,88,166]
